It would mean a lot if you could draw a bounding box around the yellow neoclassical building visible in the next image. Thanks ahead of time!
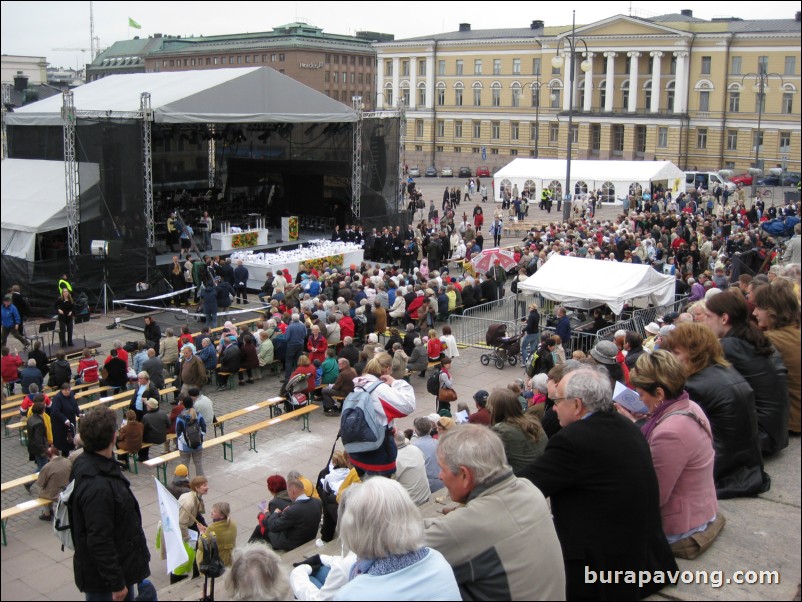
[374,11,800,178]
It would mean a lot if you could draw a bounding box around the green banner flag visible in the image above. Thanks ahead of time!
[128,17,142,29]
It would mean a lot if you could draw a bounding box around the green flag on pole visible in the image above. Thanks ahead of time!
[128,17,142,29]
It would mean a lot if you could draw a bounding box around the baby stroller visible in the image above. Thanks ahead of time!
[276,372,310,416]
[481,323,522,370]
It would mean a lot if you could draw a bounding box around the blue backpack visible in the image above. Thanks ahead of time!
[340,380,385,454]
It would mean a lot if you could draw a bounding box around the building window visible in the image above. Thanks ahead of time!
[350,72,355,84]
[571,124,579,144]
[782,92,793,114]
[512,58,521,74]
[591,124,601,151]
[727,129,738,151]
[493,59,501,75]
[670,55,677,75]
[533,58,541,75]
[245,55,250,63]
[753,131,763,153]
[699,90,710,112]
[700,56,711,75]
[325,54,331,63]
[350,56,355,65]
[636,125,646,153]
[780,131,791,153]
[511,84,521,108]
[385,60,393,75]
[491,148,499,155]
[455,120,463,138]
[697,128,708,149]
[325,72,330,83]
[666,89,675,112]
[491,122,500,139]
[473,121,481,138]
[272,53,278,62]
[213,57,218,65]
[333,71,338,82]
[757,56,769,74]
[551,61,561,76]
[724,161,736,170]
[386,88,393,106]
[438,60,446,75]
[359,56,364,66]
[436,145,444,152]
[511,121,520,140]
[510,149,518,156]
[532,85,541,108]
[731,56,742,75]
[162,60,167,67]
[416,119,424,137]
[418,85,426,105]
[455,87,463,106]
[415,145,422,151]
[402,60,410,76]
[358,73,363,84]
[401,87,410,105]
[437,86,445,106]
[550,88,561,108]
[456,60,464,75]
[492,84,501,107]
[658,126,668,148]
[612,125,625,153]
[473,86,482,106]
[455,147,462,153]
[437,120,445,137]
[729,90,740,112]
[785,56,796,75]
[599,86,606,109]
[755,92,765,114]
[474,59,482,75]
[530,123,538,140]
[418,59,426,75]
[190,58,196,66]
[549,122,559,143]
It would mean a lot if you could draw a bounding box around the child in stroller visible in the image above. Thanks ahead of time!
[480,323,522,370]
[277,371,311,415]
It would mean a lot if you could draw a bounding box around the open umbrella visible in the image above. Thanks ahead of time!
[470,248,517,273]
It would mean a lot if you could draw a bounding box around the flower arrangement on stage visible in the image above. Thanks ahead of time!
[232,231,258,248]
[288,217,299,241]
[306,254,344,273]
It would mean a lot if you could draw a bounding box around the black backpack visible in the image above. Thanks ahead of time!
[426,369,441,396]
[198,531,226,578]
[182,412,203,448]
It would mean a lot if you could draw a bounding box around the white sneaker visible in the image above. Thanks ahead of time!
[315,538,325,548]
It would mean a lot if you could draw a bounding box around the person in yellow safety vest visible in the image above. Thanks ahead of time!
[58,274,73,296]
[540,188,550,210]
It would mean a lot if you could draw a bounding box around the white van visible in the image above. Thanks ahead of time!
[684,171,736,193]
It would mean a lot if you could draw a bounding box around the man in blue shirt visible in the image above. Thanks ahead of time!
[554,306,572,353]
[1,294,29,348]
[233,260,250,305]
[283,314,307,380]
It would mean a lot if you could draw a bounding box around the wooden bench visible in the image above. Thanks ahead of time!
[215,367,247,390]
[109,386,177,414]
[237,404,319,453]
[113,443,154,475]
[0,473,38,493]
[0,380,101,411]
[144,430,242,486]
[212,397,285,437]
[1,498,53,546]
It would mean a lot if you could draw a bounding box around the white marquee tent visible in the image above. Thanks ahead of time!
[518,254,675,315]
[492,158,684,203]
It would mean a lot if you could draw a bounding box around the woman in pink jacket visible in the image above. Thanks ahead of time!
[628,350,723,558]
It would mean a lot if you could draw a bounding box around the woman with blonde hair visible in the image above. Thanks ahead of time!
[662,323,768,498]
[489,388,547,475]
[201,501,237,567]
[629,351,722,557]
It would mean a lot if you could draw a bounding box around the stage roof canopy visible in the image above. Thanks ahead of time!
[6,67,358,126]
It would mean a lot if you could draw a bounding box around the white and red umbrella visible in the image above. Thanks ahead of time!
[470,248,517,273]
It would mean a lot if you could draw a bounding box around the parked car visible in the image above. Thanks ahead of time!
[458,167,472,178]
[441,166,453,177]
[424,166,438,177]
[408,166,421,177]
[475,166,491,177]
[730,173,753,186]
[756,172,801,187]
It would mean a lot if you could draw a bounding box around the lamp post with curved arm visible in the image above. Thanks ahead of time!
[551,11,592,220]
[530,76,541,158]
[741,70,784,196]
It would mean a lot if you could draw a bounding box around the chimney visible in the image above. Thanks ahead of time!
[531,20,544,30]
[13,71,29,92]
[459,23,471,32]
[680,9,693,17]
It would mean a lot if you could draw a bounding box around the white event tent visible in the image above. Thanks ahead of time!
[518,254,675,315]
[492,158,684,202]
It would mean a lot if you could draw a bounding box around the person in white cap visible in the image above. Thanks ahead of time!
[643,322,661,352]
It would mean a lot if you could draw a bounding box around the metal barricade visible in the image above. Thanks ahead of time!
[447,314,517,349]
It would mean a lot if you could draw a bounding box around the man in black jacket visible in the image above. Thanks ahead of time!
[143,316,161,356]
[71,407,150,600]
[216,336,241,390]
[265,477,322,551]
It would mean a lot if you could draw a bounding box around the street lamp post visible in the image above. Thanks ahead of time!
[531,76,541,158]
[551,11,591,221]
[741,69,784,196]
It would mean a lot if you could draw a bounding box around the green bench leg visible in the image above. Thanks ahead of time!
[3,418,11,438]
[2,518,6,546]
[248,432,258,453]
[214,422,224,438]
[157,462,167,486]
[223,440,234,462]
[302,413,310,433]
[18,429,27,447]
[131,455,139,475]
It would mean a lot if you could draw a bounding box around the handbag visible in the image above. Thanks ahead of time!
[670,513,726,559]
[439,387,458,403]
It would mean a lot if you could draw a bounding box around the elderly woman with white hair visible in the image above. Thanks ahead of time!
[335,478,460,601]
[225,542,290,601]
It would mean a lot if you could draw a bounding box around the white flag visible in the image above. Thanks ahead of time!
[155,477,188,573]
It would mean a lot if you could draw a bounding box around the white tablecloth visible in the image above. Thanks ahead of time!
[210,229,269,251]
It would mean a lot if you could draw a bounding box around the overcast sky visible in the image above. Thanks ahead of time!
[2,1,800,71]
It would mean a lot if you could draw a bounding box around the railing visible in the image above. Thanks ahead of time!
[448,314,517,349]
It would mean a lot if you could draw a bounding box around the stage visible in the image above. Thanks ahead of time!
[119,306,269,336]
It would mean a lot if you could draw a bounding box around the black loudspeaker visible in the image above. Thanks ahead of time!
[106,240,124,259]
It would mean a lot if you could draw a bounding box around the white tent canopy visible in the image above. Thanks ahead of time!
[519,254,675,315]
[1,159,100,260]
[492,158,684,202]
[6,67,358,126]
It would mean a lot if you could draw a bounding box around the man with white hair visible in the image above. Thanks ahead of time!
[394,430,430,506]
[519,367,677,600]
[424,424,565,600]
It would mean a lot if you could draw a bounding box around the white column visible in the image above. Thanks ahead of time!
[583,52,595,112]
[376,57,384,108]
[628,51,641,113]
[426,55,435,109]
[674,51,688,114]
[604,52,616,112]
[408,56,417,109]
[392,57,400,107]
[650,51,663,113]
[562,53,571,111]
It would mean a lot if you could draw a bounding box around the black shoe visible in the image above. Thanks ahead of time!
[247,379,254,384]
[39,513,53,521]
[24,483,32,492]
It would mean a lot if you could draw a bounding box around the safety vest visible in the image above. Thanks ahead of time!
[58,278,72,294]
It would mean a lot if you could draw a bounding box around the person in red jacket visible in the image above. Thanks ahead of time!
[306,325,328,365]
[1,346,23,394]
[338,314,355,340]
[289,354,317,395]
[76,348,100,385]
